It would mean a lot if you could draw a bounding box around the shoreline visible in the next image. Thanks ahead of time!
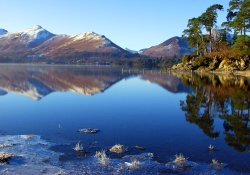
[169,69,250,78]
[1,62,250,77]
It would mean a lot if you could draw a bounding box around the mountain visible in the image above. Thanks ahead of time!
[125,48,138,54]
[0,26,131,63]
[0,28,8,35]
[34,32,129,60]
[0,25,55,59]
[141,36,194,58]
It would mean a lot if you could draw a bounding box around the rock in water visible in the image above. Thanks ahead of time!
[0,153,14,164]
[78,128,100,134]
[109,144,125,154]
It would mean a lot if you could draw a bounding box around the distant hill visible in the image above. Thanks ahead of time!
[141,36,194,58]
[0,25,132,63]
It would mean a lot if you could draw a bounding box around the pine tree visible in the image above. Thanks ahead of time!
[183,18,203,55]
[200,4,223,53]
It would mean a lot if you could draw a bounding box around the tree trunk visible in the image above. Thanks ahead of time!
[244,18,246,36]
[209,29,212,53]
[197,43,199,56]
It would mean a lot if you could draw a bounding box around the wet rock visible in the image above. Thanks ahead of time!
[208,57,220,70]
[78,128,100,134]
[109,144,125,154]
[21,134,34,139]
[0,153,14,164]
[135,145,145,151]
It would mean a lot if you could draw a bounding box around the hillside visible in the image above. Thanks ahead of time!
[141,36,194,58]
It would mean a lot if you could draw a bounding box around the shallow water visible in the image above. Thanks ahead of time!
[0,65,249,174]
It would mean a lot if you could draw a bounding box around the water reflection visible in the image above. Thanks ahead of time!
[0,65,189,100]
[0,65,128,100]
[0,65,249,173]
[177,72,250,153]
[0,65,249,154]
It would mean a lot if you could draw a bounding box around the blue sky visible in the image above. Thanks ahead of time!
[0,0,229,50]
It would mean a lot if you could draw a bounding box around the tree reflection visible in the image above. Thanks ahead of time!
[223,94,250,152]
[180,87,219,138]
[178,73,250,152]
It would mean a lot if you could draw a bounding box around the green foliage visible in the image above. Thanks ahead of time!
[183,18,203,54]
[179,1,249,69]
[232,35,250,55]
[183,4,223,55]
[182,55,193,63]
[227,0,250,35]
[200,4,224,32]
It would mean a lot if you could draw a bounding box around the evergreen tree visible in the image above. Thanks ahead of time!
[183,18,203,55]
[200,4,223,53]
[227,0,250,36]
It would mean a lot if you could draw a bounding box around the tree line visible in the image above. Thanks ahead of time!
[183,0,250,56]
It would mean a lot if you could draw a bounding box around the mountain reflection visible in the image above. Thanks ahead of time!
[0,65,128,100]
[0,65,189,100]
[177,72,250,152]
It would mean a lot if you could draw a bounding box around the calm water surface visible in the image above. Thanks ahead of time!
[0,65,249,174]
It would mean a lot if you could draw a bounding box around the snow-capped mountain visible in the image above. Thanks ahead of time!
[141,36,194,58]
[34,31,130,60]
[0,28,8,35]
[0,25,131,62]
[4,25,55,47]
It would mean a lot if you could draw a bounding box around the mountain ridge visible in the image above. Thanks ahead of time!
[141,36,194,58]
[0,25,193,63]
[0,25,132,63]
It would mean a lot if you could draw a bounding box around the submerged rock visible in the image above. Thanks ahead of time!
[0,153,14,164]
[0,135,64,174]
[21,134,34,139]
[109,144,125,154]
[135,145,145,151]
[78,128,100,134]
[209,159,225,171]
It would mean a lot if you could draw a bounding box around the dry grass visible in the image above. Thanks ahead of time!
[125,159,141,170]
[174,154,188,165]
[73,142,84,152]
[95,150,110,166]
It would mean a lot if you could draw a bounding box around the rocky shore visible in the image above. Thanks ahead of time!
[171,55,250,73]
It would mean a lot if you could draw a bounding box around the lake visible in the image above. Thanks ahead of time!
[0,64,249,175]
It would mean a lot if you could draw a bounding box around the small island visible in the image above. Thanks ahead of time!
[172,0,250,74]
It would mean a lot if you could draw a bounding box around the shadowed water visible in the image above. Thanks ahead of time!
[0,64,249,174]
